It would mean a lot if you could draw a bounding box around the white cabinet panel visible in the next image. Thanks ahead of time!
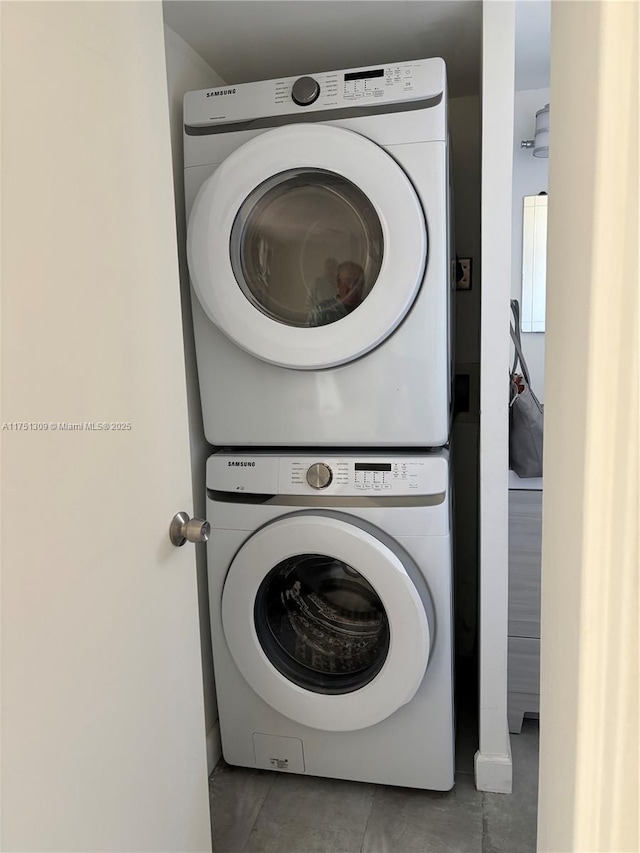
[508,489,542,733]
[508,637,541,695]
[508,490,542,637]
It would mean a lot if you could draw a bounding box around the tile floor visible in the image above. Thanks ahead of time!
[208,718,539,853]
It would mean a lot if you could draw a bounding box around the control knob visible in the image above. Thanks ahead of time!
[306,463,332,490]
[292,76,320,106]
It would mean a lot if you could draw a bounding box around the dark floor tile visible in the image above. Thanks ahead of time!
[209,759,277,853]
[482,719,539,853]
[243,819,365,853]
[243,772,375,853]
[510,719,540,799]
[362,773,483,853]
[258,771,375,831]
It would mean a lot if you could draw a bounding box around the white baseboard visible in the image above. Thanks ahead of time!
[474,744,513,793]
[206,719,222,775]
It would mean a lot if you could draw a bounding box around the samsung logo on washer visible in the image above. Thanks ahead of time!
[206,89,236,98]
[228,461,255,467]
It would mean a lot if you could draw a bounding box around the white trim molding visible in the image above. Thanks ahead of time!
[474,736,513,795]
[477,0,515,794]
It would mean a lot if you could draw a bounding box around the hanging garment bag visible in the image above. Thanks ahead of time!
[509,299,544,478]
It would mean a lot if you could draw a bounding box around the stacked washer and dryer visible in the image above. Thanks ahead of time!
[185,58,456,790]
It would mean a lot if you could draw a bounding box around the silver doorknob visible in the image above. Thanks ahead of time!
[169,512,211,547]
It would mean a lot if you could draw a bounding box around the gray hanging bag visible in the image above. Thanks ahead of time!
[509,300,544,477]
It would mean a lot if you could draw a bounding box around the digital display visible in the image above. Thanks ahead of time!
[344,69,385,82]
[355,463,392,472]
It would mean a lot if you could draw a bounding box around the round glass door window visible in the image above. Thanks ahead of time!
[254,553,390,694]
[230,169,384,328]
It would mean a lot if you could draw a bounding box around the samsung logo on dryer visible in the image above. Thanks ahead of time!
[228,461,255,467]
[206,88,237,98]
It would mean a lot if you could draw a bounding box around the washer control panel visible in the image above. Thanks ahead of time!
[207,453,447,497]
[284,457,444,496]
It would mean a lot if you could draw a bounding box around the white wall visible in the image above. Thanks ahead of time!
[163,23,226,772]
[511,87,549,401]
[476,0,515,794]
[538,1,639,848]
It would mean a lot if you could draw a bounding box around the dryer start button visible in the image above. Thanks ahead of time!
[306,463,333,490]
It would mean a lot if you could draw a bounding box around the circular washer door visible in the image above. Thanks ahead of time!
[222,514,432,731]
[187,124,427,370]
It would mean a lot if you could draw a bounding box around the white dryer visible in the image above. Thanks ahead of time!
[206,450,454,790]
[185,58,453,447]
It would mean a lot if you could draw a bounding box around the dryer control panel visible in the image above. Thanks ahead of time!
[184,57,446,129]
[208,453,448,497]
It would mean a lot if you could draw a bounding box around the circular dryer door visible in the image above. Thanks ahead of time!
[187,124,427,370]
[221,513,432,731]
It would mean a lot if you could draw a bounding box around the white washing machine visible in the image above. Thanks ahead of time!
[185,58,453,447]
[206,450,455,790]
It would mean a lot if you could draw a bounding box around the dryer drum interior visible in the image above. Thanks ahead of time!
[230,169,384,329]
[254,554,390,695]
